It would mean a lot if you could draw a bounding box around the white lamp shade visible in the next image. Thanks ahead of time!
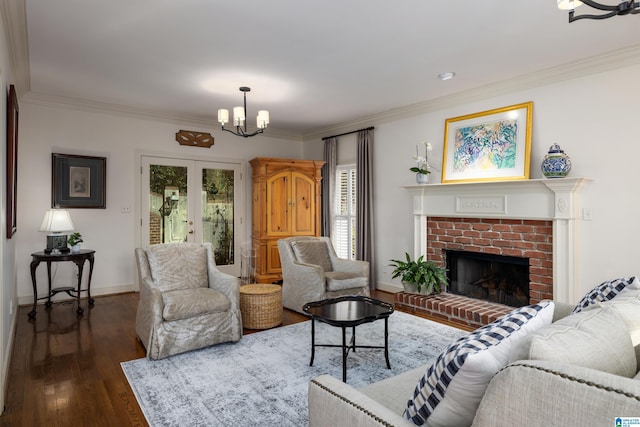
[557,0,583,10]
[233,106,245,126]
[257,110,269,129]
[217,108,229,124]
[39,209,75,233]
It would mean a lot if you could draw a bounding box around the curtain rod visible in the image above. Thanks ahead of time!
[321,126,374,141]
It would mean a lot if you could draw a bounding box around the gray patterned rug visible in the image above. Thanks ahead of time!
[121,310,466,426]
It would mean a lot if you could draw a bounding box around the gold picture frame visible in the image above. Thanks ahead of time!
[442,102,533,183]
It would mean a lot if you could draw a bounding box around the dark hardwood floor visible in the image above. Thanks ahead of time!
[0,290,443,426]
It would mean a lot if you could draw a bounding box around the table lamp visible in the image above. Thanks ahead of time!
[39,208,75,254]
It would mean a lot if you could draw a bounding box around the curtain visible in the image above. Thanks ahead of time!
[321,137,337,237]
[356,129,375,290]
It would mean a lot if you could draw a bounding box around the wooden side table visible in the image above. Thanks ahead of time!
[29,249,96,318]
[239,284,283,329]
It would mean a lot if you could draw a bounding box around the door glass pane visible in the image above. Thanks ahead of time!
[202,168,235,266]
[149,165,188,244]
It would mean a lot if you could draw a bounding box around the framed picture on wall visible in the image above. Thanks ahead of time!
[6,84,18,238]
[52,153,106,208]
[441,101,533,183]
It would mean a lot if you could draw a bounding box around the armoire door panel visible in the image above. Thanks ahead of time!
[266,240,282,274]
[266,171,290,235]
[291,172,315,235]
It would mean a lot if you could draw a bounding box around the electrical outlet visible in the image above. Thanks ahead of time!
[121,206,131,214]
[582,208,593,221]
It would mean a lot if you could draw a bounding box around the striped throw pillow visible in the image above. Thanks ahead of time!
[403,301,555,426]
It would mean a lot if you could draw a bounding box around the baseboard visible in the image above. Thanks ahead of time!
[1,301,18,415]
[376,281,402,293]
[18,283,138,306]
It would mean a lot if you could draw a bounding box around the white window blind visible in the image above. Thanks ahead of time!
[334,165,356,260]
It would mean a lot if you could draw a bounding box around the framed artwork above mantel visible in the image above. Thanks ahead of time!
[52,153,106,208]
[441,102,533,184]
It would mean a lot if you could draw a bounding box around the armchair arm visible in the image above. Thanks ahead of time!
[309,375,412,427]
[207,267,241,311]
[331,257,369,277]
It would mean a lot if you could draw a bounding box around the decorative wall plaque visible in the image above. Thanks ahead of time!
[175,130,214,148]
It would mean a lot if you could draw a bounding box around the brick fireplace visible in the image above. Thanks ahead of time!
[395,178,589,328]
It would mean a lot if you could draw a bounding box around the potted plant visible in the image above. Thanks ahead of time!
[410,141,432,184]
[389,252,448,294]
[68,232,83,253]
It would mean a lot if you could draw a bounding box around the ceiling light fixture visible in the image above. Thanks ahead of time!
[558,0,639,22]
[438,72,455,81]
[217,87,269,138]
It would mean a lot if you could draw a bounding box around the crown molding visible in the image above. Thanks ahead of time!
[302,43,640,141]
[21,91,304,141]
[1,0,30,97]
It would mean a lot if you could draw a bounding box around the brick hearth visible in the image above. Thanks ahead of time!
[395,292,513,330]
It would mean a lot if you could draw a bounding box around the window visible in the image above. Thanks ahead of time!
[334,165,356,260]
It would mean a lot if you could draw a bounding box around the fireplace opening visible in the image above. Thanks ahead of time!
[445,250,530,308]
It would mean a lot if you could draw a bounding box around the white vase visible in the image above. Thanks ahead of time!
[403,281,434,295]
[71,244,81,254]
[416,173,429,184]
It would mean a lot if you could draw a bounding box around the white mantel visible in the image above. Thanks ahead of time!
[404,178,590,304]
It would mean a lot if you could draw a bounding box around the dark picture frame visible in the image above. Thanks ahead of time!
[6,84,18,238]
[52,153,106,208]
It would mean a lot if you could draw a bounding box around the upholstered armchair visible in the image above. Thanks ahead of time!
[135,242,242,360]
[277,236,370,314]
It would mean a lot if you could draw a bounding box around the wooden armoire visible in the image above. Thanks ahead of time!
[249,157,325,283]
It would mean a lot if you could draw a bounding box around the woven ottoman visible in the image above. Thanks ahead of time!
[239,284,283,329]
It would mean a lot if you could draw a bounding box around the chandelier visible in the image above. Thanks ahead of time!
[217,87,269,138]
[558,0,639,22]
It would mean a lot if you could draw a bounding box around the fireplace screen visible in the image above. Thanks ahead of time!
[445,250,530,307]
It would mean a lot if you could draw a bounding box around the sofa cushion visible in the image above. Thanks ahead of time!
[526,306,636,378]
[291,240,333,272]
[146,243,208,292]
[572,276,640,314]
[581,295,640,372]
[403,301,554,427]
[325,271,367,292]
[162,288,231,322]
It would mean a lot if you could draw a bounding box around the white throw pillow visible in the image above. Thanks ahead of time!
[572,276,640,314]
[526,306,636,378]
[403,301,555,427]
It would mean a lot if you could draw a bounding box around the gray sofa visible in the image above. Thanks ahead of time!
[309,297,640,426]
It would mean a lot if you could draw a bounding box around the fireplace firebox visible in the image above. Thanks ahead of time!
[446,250,530,308]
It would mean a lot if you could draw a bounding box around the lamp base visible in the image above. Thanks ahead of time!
[45,234,70,254]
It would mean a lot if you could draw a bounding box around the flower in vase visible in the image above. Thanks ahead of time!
[410,141,432,175]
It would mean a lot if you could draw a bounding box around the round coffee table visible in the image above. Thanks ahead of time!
[303,295,394,382]
[239,284,283,329]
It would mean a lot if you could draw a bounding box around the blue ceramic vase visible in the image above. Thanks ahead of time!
[541,144,572,178]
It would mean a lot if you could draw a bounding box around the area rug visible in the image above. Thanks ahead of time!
[121,311,467,426]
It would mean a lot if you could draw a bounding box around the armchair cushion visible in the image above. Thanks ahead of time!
[146,244,208,291]
[325,271,368,292]
[290,240,333,272]
[162,288,232,322]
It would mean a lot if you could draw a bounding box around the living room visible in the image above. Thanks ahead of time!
[1,1,640,425]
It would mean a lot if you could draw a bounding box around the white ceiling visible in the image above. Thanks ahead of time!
[10,0,640,138]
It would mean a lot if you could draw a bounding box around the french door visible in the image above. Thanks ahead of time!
[141,156,242,276]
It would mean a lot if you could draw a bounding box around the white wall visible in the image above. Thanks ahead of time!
[15,104,304,303]
[0,8,16,414]
[15,62,640,309]
[313,64,639,298]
